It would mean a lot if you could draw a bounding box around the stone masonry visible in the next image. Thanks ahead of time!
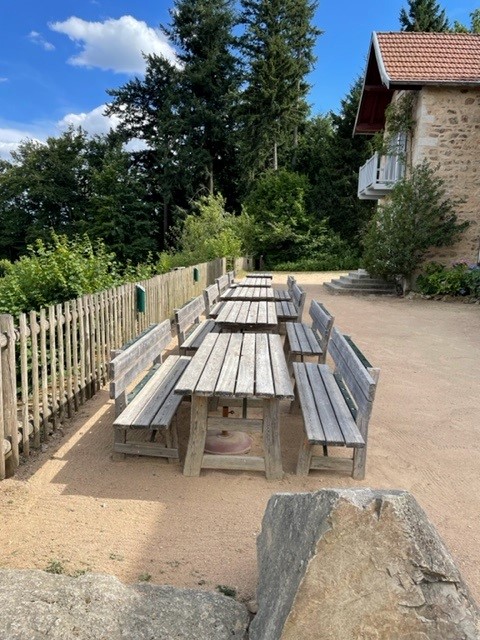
[411,86,480,265]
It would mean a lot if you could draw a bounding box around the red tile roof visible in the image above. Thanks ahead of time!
[375,32,480,85]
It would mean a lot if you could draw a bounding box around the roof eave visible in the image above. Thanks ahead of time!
[372,32,391,89]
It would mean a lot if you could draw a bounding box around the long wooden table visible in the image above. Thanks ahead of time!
[220,286,276,301]
[215,300,277,331]
[175,332,294,480]
[236,277,272,287]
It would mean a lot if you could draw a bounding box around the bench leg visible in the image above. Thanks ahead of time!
[352,446,366,480]
[296,435,313,475]
[165,419,179,464]
[113,427,127,459]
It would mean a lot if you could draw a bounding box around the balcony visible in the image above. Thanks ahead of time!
[357,152,405,200]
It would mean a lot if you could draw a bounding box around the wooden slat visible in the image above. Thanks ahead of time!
[113,441,179,458]
[48,306,58,428]
[269,335,294,399]
[293,362,327,444]
[29,311,41,448]
[215,333,243,397]
[195,333,230,396]
[0,343,4,479]
[207,417,263,431]
[255,333,275,397]
[235,333,256,396]
[202,454,265,471]
[305,364,346,445]
[310,456,353,472]
[175,332,221,395]
[19,314,30,455]
[39,308,49,437]
[64,302,73,418]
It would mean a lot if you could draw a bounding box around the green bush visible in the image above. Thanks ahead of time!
[0,234,122,315]
[416,262,480,297]
[363,161,467,287]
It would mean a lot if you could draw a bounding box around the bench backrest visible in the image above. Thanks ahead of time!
[310,301,334,362]
[174,294,206,345]
[203,283,219,316]
[216,273,230,294]
[227,270,236,285]
[109,320,172,401]
[291,282,306,321]
[287,275,296,291]
[327,327,380,436]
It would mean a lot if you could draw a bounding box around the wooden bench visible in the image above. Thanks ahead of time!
[174,294,216,355]
[274,274,295,301]
[276,281,306,323]
[284,300,334,370]
[216,272,235,294]
[110,320,191,460]
[203,283,224,318]
[293,327,380,479]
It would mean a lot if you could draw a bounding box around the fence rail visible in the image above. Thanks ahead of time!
[0,258,225,479]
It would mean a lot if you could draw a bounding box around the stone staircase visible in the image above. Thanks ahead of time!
[323,269,397,295]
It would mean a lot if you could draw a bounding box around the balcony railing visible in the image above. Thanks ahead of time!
[358,152,405,200]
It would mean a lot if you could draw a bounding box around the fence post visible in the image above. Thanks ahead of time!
[0,314,18,477]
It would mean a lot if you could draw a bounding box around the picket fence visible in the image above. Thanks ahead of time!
[0,258,225,480]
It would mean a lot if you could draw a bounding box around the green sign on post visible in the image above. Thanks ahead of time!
[193,267,199,282]
[136,285,146,313]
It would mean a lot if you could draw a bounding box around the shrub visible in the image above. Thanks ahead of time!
[416,261,480,297]
[363,161,467,288]
[0,234,122,315]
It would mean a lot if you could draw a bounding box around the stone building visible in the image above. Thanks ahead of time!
[354,32,480,266]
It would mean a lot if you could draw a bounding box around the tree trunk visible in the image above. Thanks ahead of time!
[273,140,278,171]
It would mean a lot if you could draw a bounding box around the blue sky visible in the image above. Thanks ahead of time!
[0,0,478,159]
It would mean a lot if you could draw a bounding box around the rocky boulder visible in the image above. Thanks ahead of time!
[249,488,480,640]
[0,570,249,640]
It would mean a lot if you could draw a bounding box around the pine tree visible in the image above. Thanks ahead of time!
[107,0,241,238]
[239,0,320,178]
[399,0,449,32]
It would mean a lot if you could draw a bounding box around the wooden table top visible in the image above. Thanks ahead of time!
[245,272,272,279]
[214,300,277,329]
[175,332,293,399]
[236,277,272,287]
[220,286,276,301]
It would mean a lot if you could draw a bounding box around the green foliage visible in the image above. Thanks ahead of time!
[452,9,480,33]
[45,559,66,575]
[216,584,237,598]
[239,0,321,178]
[399,0,449,32]
[241,169,358,269]
[296,79,375,248]
[363,161,467,284]
[0,234,121,315]
[416,262,480,297]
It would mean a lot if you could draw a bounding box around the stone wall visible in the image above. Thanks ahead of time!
[411,86,480,265]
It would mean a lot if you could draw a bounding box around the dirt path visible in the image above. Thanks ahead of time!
[1,272,479,604]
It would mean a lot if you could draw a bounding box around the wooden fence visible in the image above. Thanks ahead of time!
[0,258,225,479]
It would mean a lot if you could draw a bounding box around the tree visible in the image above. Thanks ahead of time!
[399,0,449,32]
[239,0,321,178]
[363,161,467,288]
[452,9,480,33]
[107,0,241,230]
[296,79,375,247]
[0,129,91,259]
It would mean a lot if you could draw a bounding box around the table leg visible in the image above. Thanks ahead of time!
[262,398,283,480]
[183,395,208,476]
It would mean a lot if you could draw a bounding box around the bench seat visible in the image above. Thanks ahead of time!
[293,328,379,479]
[208,301,225,318]
[180,319,217,354]
[275,300,299,321]
[274,289,292,301]
[286,323,323,358]
[110,320,191,461]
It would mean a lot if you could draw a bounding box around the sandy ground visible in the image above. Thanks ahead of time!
[1,271,479,605]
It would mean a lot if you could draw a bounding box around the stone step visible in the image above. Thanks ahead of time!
[338,276,395,288]
[323,282,396,296]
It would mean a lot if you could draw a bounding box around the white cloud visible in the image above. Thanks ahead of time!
[49,15,177,74]
[0,104,149,161]
[0,127,43,161]
[28,30,55,51]
[58,104,120,136]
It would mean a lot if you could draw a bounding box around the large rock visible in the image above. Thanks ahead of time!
[250,489,480,640]
[0,570,249,640]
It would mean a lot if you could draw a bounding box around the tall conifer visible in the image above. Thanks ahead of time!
[399,0,449,32]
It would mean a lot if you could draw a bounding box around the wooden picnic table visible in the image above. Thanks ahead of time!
[175,332,294,479]
[236,277,272,287]
[245,272,272,279]
[220,286,276,301]
[214,300,277,331]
